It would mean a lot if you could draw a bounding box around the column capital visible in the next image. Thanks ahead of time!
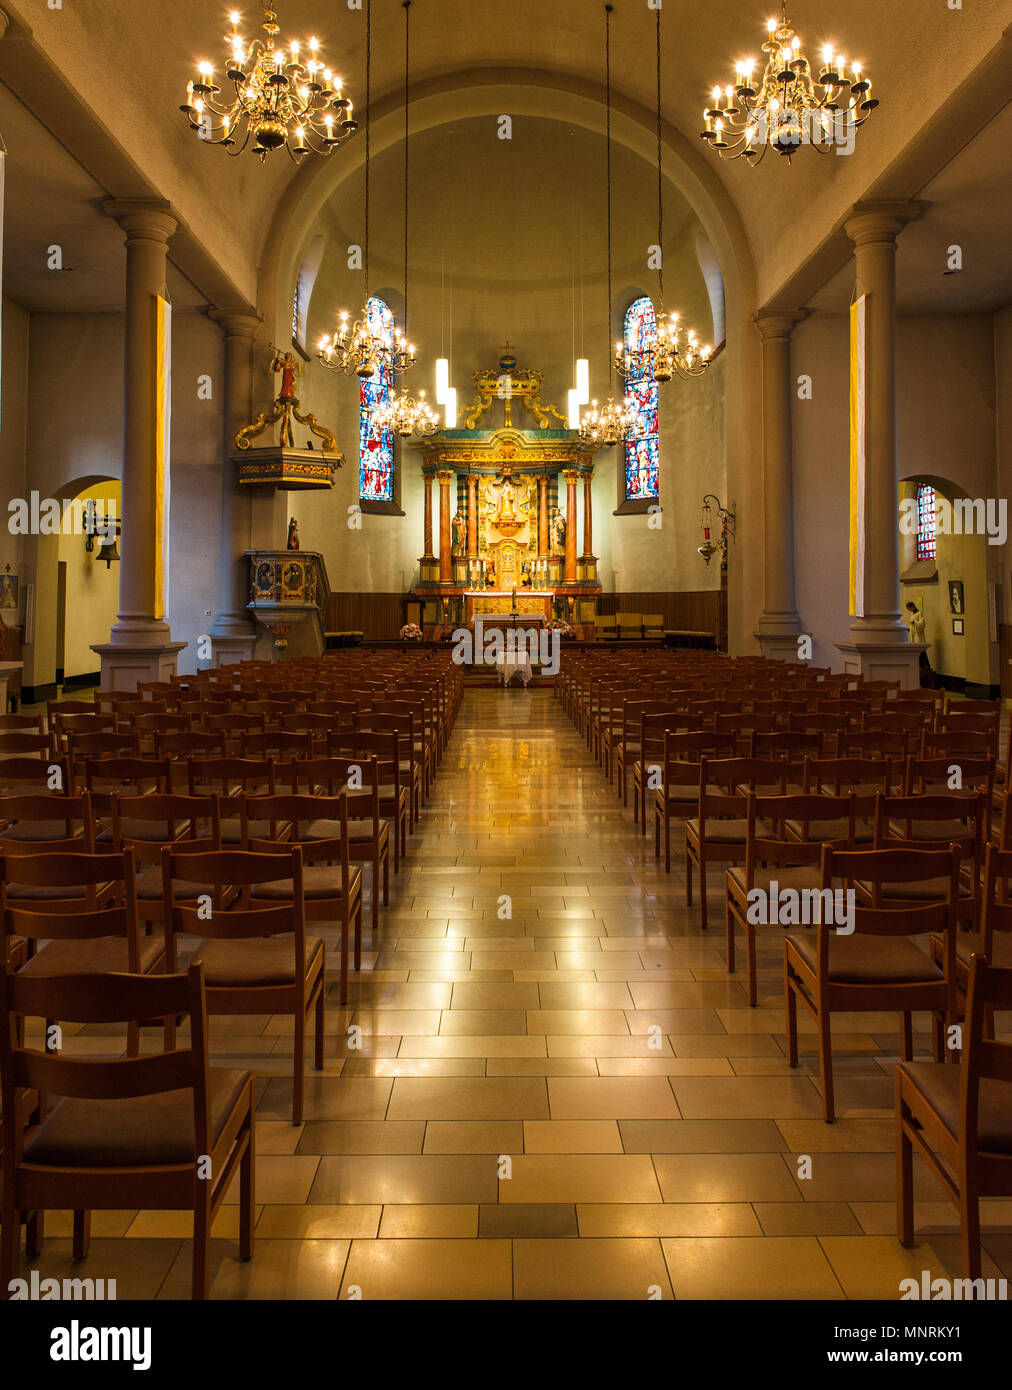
[435,468,454,485]
[209,307,262,341]
[562,469,581,485]
[103,198,178,243]
[753,310,805,342]
[844,201,923,248]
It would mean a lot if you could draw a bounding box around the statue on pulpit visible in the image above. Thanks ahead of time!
[551,506,566,555]
[451,511,466,556]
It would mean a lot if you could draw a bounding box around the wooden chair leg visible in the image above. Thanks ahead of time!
[699,859,709,930]
[314,982,325,1070]
[292,1008,305,1127]
[1,1201,20,1290]
[725,900,736,975]
[896,1104,915,1248]
[25,1209,44,1259]
[960,1187,982,1280]
[901,1011,914,1062]
[192,1197,211,1300]
[382,851,390,905]
[239,1124,254,1262]
[354,900,363,971]
[818,1007,835,1123]
[72,1210,91,1261]
[371,856,380,931]
[746,923,759,1008]
[784,956,799,1068]
[684,849,691,902]
[338,912,349,1006]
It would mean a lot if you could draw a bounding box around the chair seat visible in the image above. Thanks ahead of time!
[252,865,362,901]
[886,819,975,843]
[303,818,381,845]
[219,818,289,846]
[727,864,822,900]
[929,931,1012,970]
[18,933,165,977]
[786,816,874,844]
[857,877,972,902]
[135,866,216,901]
[5,880,110,901]
[787,932,943,985]
[687,818,770,844]
[1,822,85,843]
[898,1061,1012,1154]
[97,818,193,844]
[191,933,324,987]
[22,1068,251,1167]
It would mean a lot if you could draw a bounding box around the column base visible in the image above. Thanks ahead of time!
[833,640,926,689]
[90,639,188,692]
[755,633,805,662]
[209,612,258,666]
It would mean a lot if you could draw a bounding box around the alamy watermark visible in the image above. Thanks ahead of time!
[451,620,561,677]
[899,496,1006,547]
[7,492,118,537]
[746,881,855,934]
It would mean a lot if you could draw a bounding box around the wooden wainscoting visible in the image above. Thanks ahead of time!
[597,591,723,639]
[326,593,405,640]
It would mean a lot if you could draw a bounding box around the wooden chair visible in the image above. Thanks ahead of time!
[871,791,986,928]
[328,730,408,869]
[785,844,959,1122]
[686,757,791,928]
[106,792,223,927]
[652,730,736,872]
[0,791,93,847]
[0,962,255,1300]
[0,755,69,796]
[896,954,1012,1279]
[186,757,283,846]
[244,792,363,1004]
[796,756,893,846]
[279,756,389,932]
[726,791,855,1007]
[162,846,323,1125]
[929,844,1012,1016]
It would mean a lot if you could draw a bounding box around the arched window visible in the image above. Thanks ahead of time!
[623,297,660,502]
[359,296,395,503]
[916,483,937,561]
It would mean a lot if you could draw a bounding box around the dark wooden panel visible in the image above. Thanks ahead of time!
[326,593,405,640]
[597,591,721,635]
[1000,624,1012,701]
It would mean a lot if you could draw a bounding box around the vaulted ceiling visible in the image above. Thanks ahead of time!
[1,0,1009,317]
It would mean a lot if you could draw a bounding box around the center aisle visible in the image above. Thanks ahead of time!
[146,687,986,1298]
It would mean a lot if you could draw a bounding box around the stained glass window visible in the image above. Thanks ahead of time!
[624,297,659,501]
[916,483,937,561]
[359,296,395,503]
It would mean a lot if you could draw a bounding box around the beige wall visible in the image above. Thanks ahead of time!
[57,481,120,680]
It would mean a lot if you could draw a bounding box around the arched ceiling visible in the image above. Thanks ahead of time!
[0,0,1009,315]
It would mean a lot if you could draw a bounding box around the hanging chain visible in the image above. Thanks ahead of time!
[605,3,614,392]
[364,0,371,304]
[403,1,410,341]
[655,3,663,307]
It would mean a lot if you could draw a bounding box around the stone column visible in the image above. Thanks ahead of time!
[437,469,453,585]
[422,470,435,558]
[209,308,261,665]
[537,474,549,559]
[835,201,924,686]
[754,311,804,661]
[563,469,579,584]
[92,199,186,689]
[466,474,478,558]
[581,469,595,559]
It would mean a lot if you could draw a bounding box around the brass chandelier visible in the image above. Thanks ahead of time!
[180,6,357,161]
[372,2,437,439]
[700,1,877,165]
[615,3,712,385]
[318,0,415,380]
[579,5,636,449]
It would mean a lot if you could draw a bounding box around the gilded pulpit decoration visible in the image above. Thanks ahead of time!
[236,348,340,453]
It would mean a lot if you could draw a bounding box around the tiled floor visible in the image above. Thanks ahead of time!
[18,687,1012,1299]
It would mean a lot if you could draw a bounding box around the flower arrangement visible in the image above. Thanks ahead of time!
[549,619,573,636]
[399,623,423,642]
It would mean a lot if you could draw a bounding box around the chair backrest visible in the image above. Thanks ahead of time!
[83,758,172,808]
[0,713,45,735]
[980,845,1012,956]
[821,843,959,940]
[0,732,52,756]
[750,730,823,761]
[960,956,1012,1152]
[68,731,140,764]
[186,756,277,796]
[0,756,68,795]
[241,730,314,760]
[1,848,138,953]
[154,730,229,760]
[0,964,213,1169]
[747,792,856,875]
[244,793,352,878]
[160,846,307,963]
[921,729,994,759]
[110,792,222,858]
[875,792,985,860]
[903,755,994,798]
[802,756,892,799]
[0,791,94,849]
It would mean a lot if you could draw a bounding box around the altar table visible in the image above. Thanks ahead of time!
[464,591,552,623]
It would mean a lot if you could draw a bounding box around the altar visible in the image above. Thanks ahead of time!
[464,591,552,624]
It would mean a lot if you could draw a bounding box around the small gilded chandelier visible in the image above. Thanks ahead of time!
[615,4,712,385]
[318,0,415,380]
[700,1,877,165]
[180,6,357,161]
[374,388,439,438]
[579,5,636,449]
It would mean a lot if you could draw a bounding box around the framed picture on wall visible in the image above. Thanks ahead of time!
[948,580,964,614]
[0,575,18,610]
[952,618,964,636]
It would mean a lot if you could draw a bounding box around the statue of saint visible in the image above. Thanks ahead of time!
[451,511,466,556]
[287,517,300,551]
[498,479,516,520]
[551,506,566,554]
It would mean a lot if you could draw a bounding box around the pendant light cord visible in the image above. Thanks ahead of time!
[403,1,410,342]
[605,3,614,394]
[655,3,663,308]
[364,0,371,304]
